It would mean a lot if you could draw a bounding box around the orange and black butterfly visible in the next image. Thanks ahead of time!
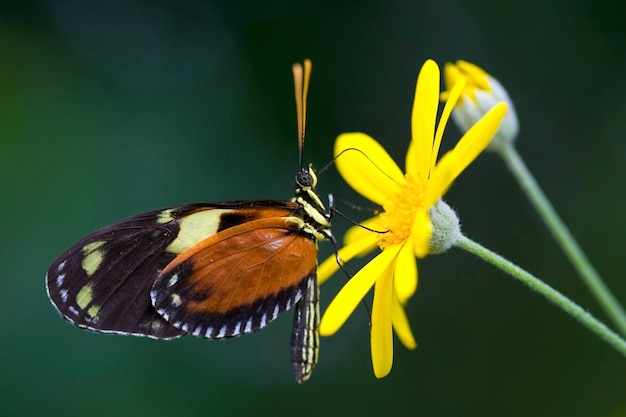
[45,60,331,383]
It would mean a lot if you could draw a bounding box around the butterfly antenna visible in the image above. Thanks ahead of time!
[293,59,312,170]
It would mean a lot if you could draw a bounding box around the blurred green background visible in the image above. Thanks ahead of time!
[2,1,625,416]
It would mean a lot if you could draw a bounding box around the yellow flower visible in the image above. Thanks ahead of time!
[443,60,518,150]
[319,59,508,378]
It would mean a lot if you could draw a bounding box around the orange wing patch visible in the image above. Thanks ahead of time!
[151,216,317,339]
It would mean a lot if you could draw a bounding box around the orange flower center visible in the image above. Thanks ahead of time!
[378,173,425,249]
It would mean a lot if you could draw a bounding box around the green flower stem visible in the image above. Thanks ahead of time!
[455,234,626,357]
[496,143,626,336]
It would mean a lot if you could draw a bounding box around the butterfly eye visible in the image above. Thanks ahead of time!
[296,170,314,188]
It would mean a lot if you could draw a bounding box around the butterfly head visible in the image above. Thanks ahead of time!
[295,164,318,192]
[292,163,331,240]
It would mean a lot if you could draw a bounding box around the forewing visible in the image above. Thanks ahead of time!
[46,202,299,339]
[151,217,318,339]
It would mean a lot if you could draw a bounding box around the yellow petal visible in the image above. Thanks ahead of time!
[427,102,508,206]
[371,257,395,378]
[320,244,401,336]
[442,62,464,99]
[407,59,439,179]
[391,292,417,349]
[394,239,418,304]
[442,61,491,103]
[317,234,379,284]
[430,76,466,176]
[456,60,491,91]
[412,209,432,258]
[335,133,404,206]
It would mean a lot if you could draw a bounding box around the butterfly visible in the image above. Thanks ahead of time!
[45,59,332,383]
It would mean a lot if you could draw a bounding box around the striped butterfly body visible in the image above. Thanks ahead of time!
[45,60,329,383]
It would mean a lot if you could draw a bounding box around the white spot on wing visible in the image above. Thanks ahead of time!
[56,274,66,287]
[60,289,68,303]
[260,313,267,328]
[233,322,241,335]
[217,325,227,338]
[57,260,67,272]
[205,327,214,338]
[273,304,280,319]
[181,323,190,332]
[244,319,252,333]
[193,326,203,336]
[167,274,179,287]
[68,306,80,316]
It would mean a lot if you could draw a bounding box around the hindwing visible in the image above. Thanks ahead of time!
[151,216,318,339]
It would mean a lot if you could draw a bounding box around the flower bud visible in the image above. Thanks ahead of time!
[443,60,519,151]
[428,199,461,254]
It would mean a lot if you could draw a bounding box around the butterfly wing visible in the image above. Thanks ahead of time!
[151,216,318,339]
[46,202,300,339]
[291,273,319,383]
